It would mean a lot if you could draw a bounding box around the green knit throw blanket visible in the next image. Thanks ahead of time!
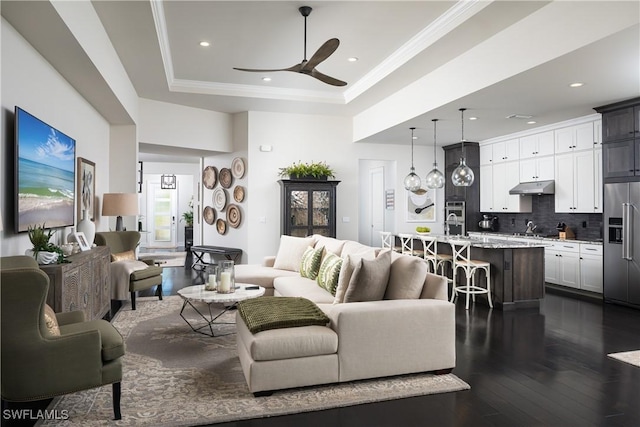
[237,296,330,334]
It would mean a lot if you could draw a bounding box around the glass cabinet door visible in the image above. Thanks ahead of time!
[280,180,339,237]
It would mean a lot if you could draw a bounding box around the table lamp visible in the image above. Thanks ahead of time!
[102,193,138,231]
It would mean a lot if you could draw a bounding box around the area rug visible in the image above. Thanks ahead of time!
[608,350,640,367]
[138,252,186,268]
[40,296,470,426]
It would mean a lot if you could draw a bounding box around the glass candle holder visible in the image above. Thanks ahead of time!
[217,260,235,293]
[205,265,218,291]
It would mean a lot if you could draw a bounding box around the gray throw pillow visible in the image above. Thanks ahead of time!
[384,254,428,299]
[343,249,391,302]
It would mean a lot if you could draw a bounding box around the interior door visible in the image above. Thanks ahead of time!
[148,183,177,248]
[369,167,385,246]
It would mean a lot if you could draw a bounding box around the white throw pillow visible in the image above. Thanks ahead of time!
[273,235,316,272]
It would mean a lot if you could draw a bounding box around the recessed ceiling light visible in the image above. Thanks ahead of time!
[527,121,537,125]
[262,77,272,82]
[347,57,358,62]
[199,41,210,47]
[569,82,584,88]
[469,117,478,121]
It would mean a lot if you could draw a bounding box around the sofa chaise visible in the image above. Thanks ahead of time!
[234,235,456,395]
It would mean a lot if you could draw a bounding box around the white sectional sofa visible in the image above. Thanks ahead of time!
[234,235,456,395]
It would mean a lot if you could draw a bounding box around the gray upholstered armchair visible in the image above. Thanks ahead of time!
[95,231,163,310]
[0,256,124,420]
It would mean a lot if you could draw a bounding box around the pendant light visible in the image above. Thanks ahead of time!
[451,108,475,187]
[403,127,422,191]
[425,119,445,189]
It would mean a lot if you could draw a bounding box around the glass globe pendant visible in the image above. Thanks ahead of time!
[425,118,445,189]
[452,108,475,187]
[403,127,422,191]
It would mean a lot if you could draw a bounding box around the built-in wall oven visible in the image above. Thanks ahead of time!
[445,201,465,236]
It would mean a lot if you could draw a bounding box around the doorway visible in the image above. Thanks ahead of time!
[369,167,385,246]
[147,183,177,248]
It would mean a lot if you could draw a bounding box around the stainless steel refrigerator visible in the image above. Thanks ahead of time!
[604,182,640,307]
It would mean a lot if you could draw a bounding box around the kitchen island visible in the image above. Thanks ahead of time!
[421,235,548,310]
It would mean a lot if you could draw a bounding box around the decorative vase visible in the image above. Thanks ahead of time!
[25,249,59,265]
[77,209,95,247]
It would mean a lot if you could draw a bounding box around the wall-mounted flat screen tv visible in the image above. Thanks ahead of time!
[15,107,76,232]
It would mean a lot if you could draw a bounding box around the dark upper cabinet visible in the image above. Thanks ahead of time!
[595,97,640,182]
[279,180,340,238]
[602,139,637,179]
[601,106,635,142]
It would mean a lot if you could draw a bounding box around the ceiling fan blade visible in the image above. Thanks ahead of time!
[301,38,340,72]
[310,69,347,87]
[234,63,303,73]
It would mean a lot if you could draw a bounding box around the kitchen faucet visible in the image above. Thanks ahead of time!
[525,220,537,234]
[445,213,459,236]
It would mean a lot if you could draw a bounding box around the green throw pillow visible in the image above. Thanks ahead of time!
[317,253,343,295]
[300,246,324,279]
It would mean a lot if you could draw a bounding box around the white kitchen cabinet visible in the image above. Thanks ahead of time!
[554,122,596,154]
[480,164,493,212]
[594,146,602,213]
[493,161,532,212]
[580,244,603,293]
[519,131,554,159]
[555,150,597,213]
[480,139,519,166]
[545,242,581,289]
[519,155,554,182]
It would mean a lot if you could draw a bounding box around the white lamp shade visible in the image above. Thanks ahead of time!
[102,193,139,216]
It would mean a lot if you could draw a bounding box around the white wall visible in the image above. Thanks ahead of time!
[244,110,445,263]
[138,98,233,152]
[1,19,111,256]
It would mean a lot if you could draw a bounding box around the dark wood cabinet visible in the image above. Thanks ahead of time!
[39,246,111,320]
[279,179,340,238]
[443,142,481,232]
[595,97,640,182]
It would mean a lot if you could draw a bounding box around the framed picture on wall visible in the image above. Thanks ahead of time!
[406,188,436,222]
[77,157,95,221]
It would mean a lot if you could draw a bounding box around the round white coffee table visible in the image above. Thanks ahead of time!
[177,284,265,337]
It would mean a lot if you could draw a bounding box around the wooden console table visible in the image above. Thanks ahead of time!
[39,246,111,320]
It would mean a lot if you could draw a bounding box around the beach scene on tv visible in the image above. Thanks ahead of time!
[17,108,75,232]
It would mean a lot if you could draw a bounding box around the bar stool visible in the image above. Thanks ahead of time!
[398,233,423,257]
[449,239,492,310]
[418,235,453,280]
[379,231,393,249]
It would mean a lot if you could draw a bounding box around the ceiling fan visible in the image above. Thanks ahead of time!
[233,6,347,87]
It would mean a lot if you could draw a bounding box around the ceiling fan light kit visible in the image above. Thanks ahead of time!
[233,6,347,87]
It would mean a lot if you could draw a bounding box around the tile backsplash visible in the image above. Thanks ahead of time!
[481,195,603,240]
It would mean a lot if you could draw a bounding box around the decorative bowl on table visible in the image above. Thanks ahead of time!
[416,232,431,236]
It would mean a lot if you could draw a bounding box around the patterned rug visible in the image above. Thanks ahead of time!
[40,296,469,426]
[608,350,640,367]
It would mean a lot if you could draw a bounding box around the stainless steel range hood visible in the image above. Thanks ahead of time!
[509,180,555,195]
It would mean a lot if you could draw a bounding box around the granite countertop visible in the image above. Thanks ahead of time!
[430,234,549,249]
[469,231,603,245]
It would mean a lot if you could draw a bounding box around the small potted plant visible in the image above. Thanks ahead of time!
[26,224,67,264]
[181,197,194,226]
[278,161,336,180]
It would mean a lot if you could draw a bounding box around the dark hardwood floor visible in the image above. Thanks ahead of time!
[4,252,640,426]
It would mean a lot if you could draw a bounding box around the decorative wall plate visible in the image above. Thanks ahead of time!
[203,206,216,225]
[202,166,218,189]
[216,218,227,235]
[213,188,227,211]
[227,204,241,228]
[231,157,245,179]
[219,168,233,188]
[233,185,245,203]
